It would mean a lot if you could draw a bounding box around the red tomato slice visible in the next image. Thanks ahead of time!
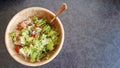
[17,22,26,30]
[15,45,20,53]
[31,33,37,38]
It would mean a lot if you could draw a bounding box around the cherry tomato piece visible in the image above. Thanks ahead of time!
[15,45,21,53]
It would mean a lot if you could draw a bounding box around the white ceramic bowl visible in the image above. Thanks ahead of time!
[5,7,64,66]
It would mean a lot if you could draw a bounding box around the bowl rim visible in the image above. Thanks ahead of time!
[5,7,64,66]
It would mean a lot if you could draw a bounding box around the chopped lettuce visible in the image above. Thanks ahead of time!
[32,16,47,26]
[40,34,47,40]
[21,28,29,36]
[36,17,47,26]
[46,38,54,51]
[41,38,48,46]
[35,36,40,40]
[30,50,38,62]
[35,28,42,33]
[42,25,51,34]
[32,16,38,22]
[9,32,16,39]
[48,30,59,44]
[25,36,33,42]
[51,35,59,45]
[20,46,31,57]
[48,30,59,37]
[9,32,21,45]
[14,41,20,45]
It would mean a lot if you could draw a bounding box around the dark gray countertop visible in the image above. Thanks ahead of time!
[1,0,120,68]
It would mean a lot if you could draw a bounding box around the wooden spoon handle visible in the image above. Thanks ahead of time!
[50,3,67,23]
[56,3,67,17]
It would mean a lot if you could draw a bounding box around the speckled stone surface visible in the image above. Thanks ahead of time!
[1,0,120,68]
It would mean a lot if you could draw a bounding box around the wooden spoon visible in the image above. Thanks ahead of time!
[50,3,67,23]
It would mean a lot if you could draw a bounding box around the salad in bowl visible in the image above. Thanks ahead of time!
[5,7,64,66]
